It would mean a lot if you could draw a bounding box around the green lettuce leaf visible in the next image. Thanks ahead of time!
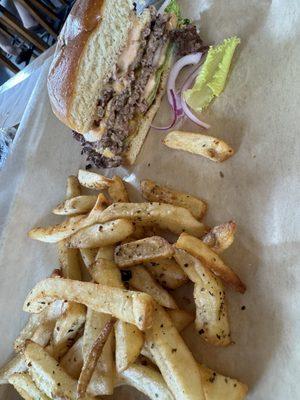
[165,0,181,19]
[183,37,241,112]
[146,44,173,106]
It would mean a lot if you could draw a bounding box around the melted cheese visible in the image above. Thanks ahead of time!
[117,18,145,73]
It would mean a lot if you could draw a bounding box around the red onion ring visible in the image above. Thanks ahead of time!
[167,52,202,111]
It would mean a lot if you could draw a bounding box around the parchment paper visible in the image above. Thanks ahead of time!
[0,1,299,399]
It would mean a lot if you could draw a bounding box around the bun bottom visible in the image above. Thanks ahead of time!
[123,52,173,166]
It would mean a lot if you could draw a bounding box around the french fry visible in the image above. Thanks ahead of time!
[82,310,115,396]
[77,318,116,399]
[89,246,145,376]
[58,240,82,280]
[66,175,81,199]
[141,179,207,220]
[8,372,51,400]
[78,169,113,189]
[88,247,145,377]
[145,259,189,289]
[100,202,205,237]
[140,310,194,363]
[23,278,154,330]
[60,338,248,400]
[53,195,98,216]
[145,305,205,400]
[114,236,174,268]
[167,309,193,332]
[80,248,98,269]
[108,176,129,202]
[0,354,27,384]
[67,219,134,249]
[175,233,246,293]
[60,336,83,379]
[14,300,64,352]
[115,320,144,373]
[88,246,123,288]
[29,214,88,243]
[30,320,55,348]
[48,302,86,360]
[194,283,230,346]
[164,131,234,162]
[199,364,248,400]
[28,193,109,243]
[118,363,174,400]
[29,201,204,243]
[128,265,178,309]
[173,249,232,345]
[202,221,237,253]
[24,341,93,400]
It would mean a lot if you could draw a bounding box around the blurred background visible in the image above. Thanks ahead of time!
[0,0,75,168]
[0,0,75,85]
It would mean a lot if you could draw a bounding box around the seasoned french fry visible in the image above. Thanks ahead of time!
[115,320,144,373]
[128,265,178,309]
[167,309,193,332]
[24,341,93,400]
[60,336,83,379]
[0,354,27,384]
[100,202,205,237]
[199,364,248,400]
[140,310,194,364]
[195,280,230,346]
[66,175,81,199]
[29,214,88,243]
[80,248,98,269]
[14,300,64,352]
[202,221,237,253]
[88,246,123,288]
[77,318,116,399]
[114,236,174,268]
[78,169,113,190]
[89,247,145,376]
[82,310,115,396]
[48,302,86,360]
[141,179,207,220]
[173,246,232,345]
[9,372,51,400]
[23,278,154,330]
[108,176,129,202]
[57,240,82,280]
[29,193,109,243]
[176,233,246,293]
[53,195,97,216]
[145,305,205,400]
[118,363,174,400]
[67,219,134,249]
[30,320,55,348]
[29,202,204,243]
[145,259,188,289]
[164,131,234,162]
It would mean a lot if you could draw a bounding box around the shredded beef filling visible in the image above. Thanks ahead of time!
[75,15,207,168]
[170,24,208,56]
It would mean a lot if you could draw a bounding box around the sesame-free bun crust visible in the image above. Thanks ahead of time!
[47,0,135,133]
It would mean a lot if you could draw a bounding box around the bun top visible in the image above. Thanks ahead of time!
[47,0,135,133]
[47,0,105,129]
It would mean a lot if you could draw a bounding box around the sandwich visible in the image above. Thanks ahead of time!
[47,0,206,168]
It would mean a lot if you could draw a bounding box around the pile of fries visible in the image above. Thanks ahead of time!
[0,171,248,400]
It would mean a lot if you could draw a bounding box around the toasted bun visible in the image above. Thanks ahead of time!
[48,0,138,133]
[124,52,173,165]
